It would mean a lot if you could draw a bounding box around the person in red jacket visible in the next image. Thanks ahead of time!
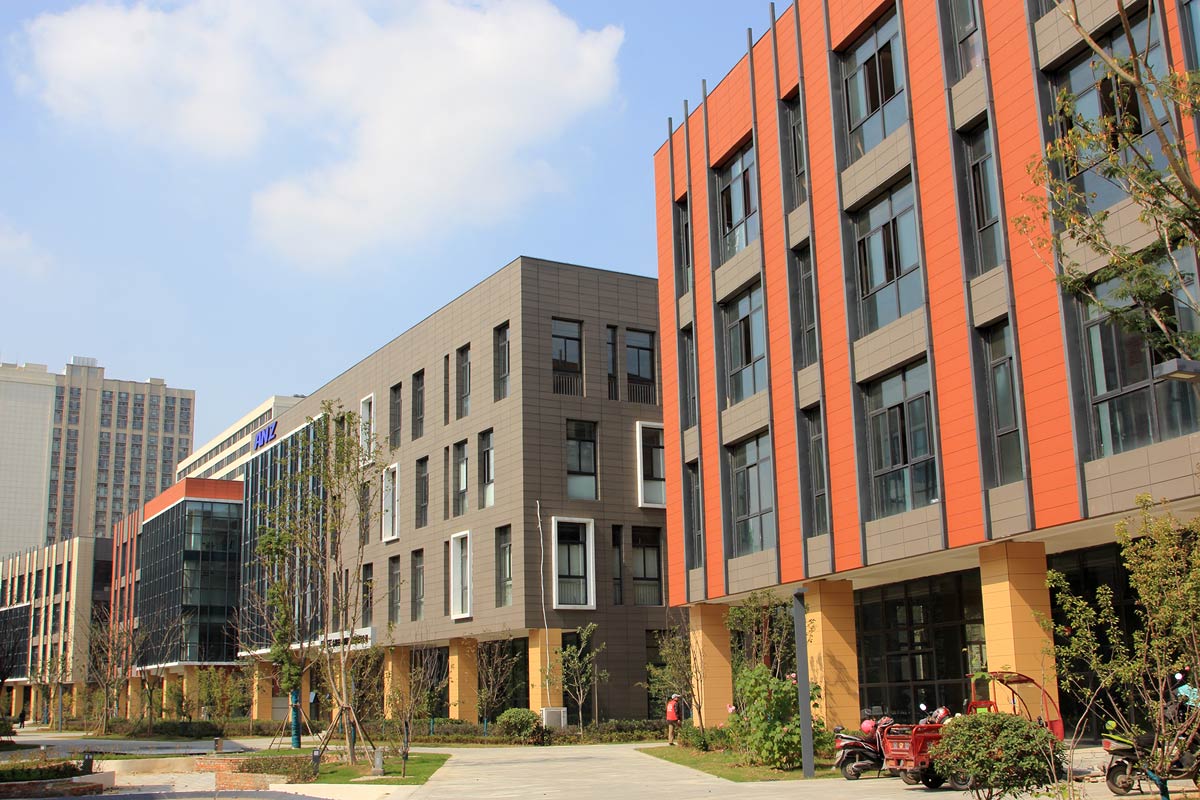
[666,694,681,745]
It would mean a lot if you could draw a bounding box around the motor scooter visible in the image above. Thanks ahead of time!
[1103,675,1200,796]
[834,707,897,780]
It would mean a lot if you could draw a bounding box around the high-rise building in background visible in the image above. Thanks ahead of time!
[0,358,194,554]
[654,0,1200,733]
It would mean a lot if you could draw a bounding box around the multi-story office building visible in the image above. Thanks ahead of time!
[176,395,304,482]
[0,536,113,721]
[654,0,1200,731]
[110,479,242,717]
[0,358,195,552]
[240,257,669,722]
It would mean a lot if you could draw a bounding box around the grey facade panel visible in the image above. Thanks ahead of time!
[852,309,928,384]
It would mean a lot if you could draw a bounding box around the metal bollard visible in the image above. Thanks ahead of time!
[81,753,93,774]
[213,737,223,753]
[311,748,321,776]
[371,749,384,777]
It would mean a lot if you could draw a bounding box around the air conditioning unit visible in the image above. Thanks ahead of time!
[540,706,567,730]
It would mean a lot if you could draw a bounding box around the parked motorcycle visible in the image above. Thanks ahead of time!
[834,708,898,780]
[1103,677,1200,796]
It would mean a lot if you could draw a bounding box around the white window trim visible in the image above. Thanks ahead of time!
[450,530,471,619]
[359,393,375,451]
[381,463,399,542]
[551,516,595,610]
[635,421,667,509]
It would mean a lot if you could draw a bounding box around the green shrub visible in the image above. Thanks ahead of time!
[677,721,735,751]
[929,713,1064,800]
[495,708,542,740]
[727,663,826,770]
[0,759,85,782]
[235,753,318,784]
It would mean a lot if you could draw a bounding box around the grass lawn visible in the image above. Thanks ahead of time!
[638,746,838,782]
[314,753,449,785]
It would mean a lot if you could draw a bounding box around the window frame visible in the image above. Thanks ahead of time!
[804,408,830,538]
[495,526,512,607]
[684,461,703,568]
[784,95,807,209]
[636,421,667,509]
[715,142,760,264]
[842,13,907,162]
[965,127,1003,277]
[854,181,922,335]
[411,371,425,440]
[680,327,698,428]
[794,248,819,368]
[553,318,584,396]
[381,463,399,542]
[415,457,429,528]
[674,199,693,297]
[456,344,471,419]
[388,555,401,625]
[451,440,468,517]
[631,526,663,607]
[389,382,402,449]
[724,284,768,405]
[865,360,939,518]
[947,0,983,79]
[410,549,424,621]
[449,531,471,620]
[626,329,657,404]
[359,394,375,453]
[494,323,510,401]
[479,429,495,508]
[983,320,1023,486]
[729,432,776,557]
[552,516,595,610]
[566,420,598,500]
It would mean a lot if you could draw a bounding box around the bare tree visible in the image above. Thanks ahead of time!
[476,637,522,733]
[546,623,609,740]
[641,615,706,734]
[385,645,449,778]
[87,603,141,735]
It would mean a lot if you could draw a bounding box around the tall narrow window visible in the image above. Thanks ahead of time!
[411,370,425,440]
[495,526,512,607]
[716,142,759,263]
[606,326,619,400]
[410,550,424,621]
[804,409,829,537]
[793,248,819,367]
[626,330,657,404]
[843,14,906,161]
[729,433,775,556]
[389,382,402,449]
[637,422,666,507]
[382,464,399,541]
[855,181,922,334]
[984,321,1023,486]
[566,420,598,500]
[684,462,703,568]
[415,457,429,528]
[680,328,698,428]
[966,127,1003,277]
[443,355,450,425]
[725,284,768,404]
[866,360,938,517]
[359,395,375,452]
[612,526,623,605]
[493,323,510,401]
[554,518,593,608]
[674,200,692,297]
[784,96,806,209]
[358,482,371,546]
[361,563,373,628]
[388,555,401,625]
[452,440,468,517]
[632,527,663,606]
[552,319,583,396]
[479,429,495,508]
[456,345,471,419]
[450,531,471,619]
[948,0,983,78]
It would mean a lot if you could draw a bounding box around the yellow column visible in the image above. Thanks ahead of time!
[382,647,410,719]
[528,628,563,711]
[127,679,142,719]
[689,603,734,727]
[979,541,1060,719]
[10,685,23,718]
[182,667,199,719]
[164,673,183,718]
[805,580,860,730]
[251,661,274,721]
[299,667,312,720]
[448,638,478,723]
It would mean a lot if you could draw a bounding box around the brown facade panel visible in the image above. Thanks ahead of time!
[840,123,913,211]
[719,392,771,446]
[969,269,1010,327]
[988,480,1032,538]
[726,547,780,594]
[712,240,765,304]
[950,68,988,132]
[852,309,928,383]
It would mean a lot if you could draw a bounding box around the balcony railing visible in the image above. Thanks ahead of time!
[633,579,662,607]
[452,490,467,517]
[553,370,583,396]
[558,577,587,605]
[608,374,619,400]
[627,378,657,405]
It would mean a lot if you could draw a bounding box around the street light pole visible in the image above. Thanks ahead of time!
[791,589,815,778]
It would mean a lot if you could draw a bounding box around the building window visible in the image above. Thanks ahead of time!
[855,181,922,334]
[1187,0,1200,69]
[553,517,594,609]
[450,532,471,619]
[724,284,768,404]
[495,526,512,607]
[361,563,373,628]
[566,420,598,500]
[684,462,703,568]
[983,321,1023,485]
[411,549,424,621]
[612,526,623,605]
[443,354,451,425]
[965,127,1003,277]
[637,422,666,507]
[494,323,510,401]
[382,464,399,541]
[674,199,692,296]
[793,248,819,367]
[1082,259,1200,457]
[626,330,657,404]
[680,327,698,428]
[866,360,938,518]
[947,0,983,79]
[784,95,806,208]
[843,13,906,162]
[456,345,471,419]
[716,142,759,264]
[804,408,829,537]
[411,370,425,440]
[606,326,620,400]
[730,432,775,556]
[388,555,401,625]
[552,318,584,396]
[415,457,429,528]
[389,382,402,449]
[452,440,468,517]
[479,429,495,508]
[633,527,663,607]
[357,395,375,455]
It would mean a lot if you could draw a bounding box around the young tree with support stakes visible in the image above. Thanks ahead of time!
[475,636,522,734]
[87,603,141,735]
[546,623,609,739]
[385,645,448,778]
[641,615,706,735]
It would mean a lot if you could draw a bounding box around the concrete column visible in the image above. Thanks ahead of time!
[163,673,183,718]
[181,666,199,719]
[979,541,1060,720]
[805,580,860,730]
[127,680,142,719]
[448,638,478,723]
[10,685,23,718]
[528,628,563,711]
[382,647,410,719]
[689,603,734,727]
[251,661,274,722]
[299,667,312,720]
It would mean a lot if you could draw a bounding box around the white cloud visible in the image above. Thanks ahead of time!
[15,0,624,268]
[0,218,52,277]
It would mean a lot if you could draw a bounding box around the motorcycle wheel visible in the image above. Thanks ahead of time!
[1105,763,1135,796]
[900,771,921,786]
[840,761,863,781]
[948,772,974,791]
[920,772,946,790]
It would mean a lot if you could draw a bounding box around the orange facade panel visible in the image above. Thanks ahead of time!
[827,0,894,49]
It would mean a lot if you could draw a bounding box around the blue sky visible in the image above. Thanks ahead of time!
[0,0,770,445]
